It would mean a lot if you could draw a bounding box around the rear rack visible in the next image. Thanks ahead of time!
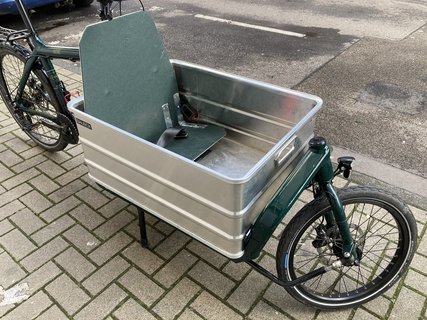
[0,26,30,42]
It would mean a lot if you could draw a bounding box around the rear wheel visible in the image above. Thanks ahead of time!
[0,44,69,151]
[276,186,417,309]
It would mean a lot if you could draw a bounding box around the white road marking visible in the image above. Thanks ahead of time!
[195,14,306,38]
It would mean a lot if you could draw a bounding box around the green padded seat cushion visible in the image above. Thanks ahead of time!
[79,11,225,160]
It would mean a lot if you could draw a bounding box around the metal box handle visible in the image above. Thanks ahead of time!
[274,135,297,167]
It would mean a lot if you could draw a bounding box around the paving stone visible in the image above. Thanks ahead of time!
[1,291,52,320]
[0,117,16,127]
[63,224,100,254]
[31,214,75,245]
[99,197,129,218]
[186,240,228,269]
[263,236,279,256]
[411,253,427,274]
[0,184,32,209]
[263,283,315,319]
[4,137,31,153]
[0,219,14,236]
[65,144,84,157]
[55,247,96,282]
[46,274,91,315]
[153,277,200,320]
[55,165,88,186]
[154,249,198,287]
[191,291,242,320]
[114,298,157,320]
[11,154,47,174]
[0,162,14,182]
[61,154,85,171]
[36,305,68,320]
[48,179,86,203]
[333,176,349,188]
[0,200,26,221]
[222,261,251,281]
[19,190,52,214]
[21,236,68,272]
[40,196,81,223]
[316,309,352,320]
[122,242,164,274]
[352,308,380,320]
[29,174,60,194]
[188,261,235,299]
[94,210,134,240]
[0,149,23,166]
[155,230,191,259]
[154,220,175,235]
[0,304,13,318]
[2,168,39,190]
[18,261,61,293]
[363,294,391,319]
[19,146,45,160]
[248,301,290,320]
[69,203,105,230]
[272,222,286,239]
[80,175,103,190]
[0,251,26,288]
[177,309,204,320]
[125,222,165,247]
[88,232,132,266]
[43,150,72,164]
[0,124,12,135]
[76,186,109,209]
[403,269,427,295]
[417,232,427,256]
[36,159,66,178]
[74,284,127,320]
[409,205,427,224]
[83,256,130,295]
[118,267,164,307]
[10,208,46,235]
[227,270,270,314]
[0,228,36,260]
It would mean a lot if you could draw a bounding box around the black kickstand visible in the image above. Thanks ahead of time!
[137,207,149,248]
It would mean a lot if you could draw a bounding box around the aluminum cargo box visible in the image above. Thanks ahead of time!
[68,60,322,259]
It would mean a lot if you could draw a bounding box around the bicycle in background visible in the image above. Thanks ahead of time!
[0,0,143,151]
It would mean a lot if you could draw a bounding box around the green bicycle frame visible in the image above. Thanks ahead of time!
[237,137,356,262]
[12,0,80,120]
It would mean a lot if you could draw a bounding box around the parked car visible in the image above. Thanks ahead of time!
[0,0,93,15]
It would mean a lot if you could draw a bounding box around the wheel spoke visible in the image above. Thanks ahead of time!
[0,49,64,149]
[279,187,415,308]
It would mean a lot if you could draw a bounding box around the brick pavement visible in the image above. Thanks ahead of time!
[0,66,426,319]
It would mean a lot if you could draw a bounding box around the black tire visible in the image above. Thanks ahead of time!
[0,43,68,151]
[73,0,94,7]
[276,186,417,309]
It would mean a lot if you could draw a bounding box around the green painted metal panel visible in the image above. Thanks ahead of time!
[79,11,225,160]
[165,125,225,160]
[79,11,179,143]
[235,145,330,261]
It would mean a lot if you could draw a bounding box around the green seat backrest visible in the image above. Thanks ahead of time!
[79,11,179,143]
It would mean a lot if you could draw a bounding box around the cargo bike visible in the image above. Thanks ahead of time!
[0,1,418,310]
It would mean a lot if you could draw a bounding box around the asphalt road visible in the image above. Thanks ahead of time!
[2,0,427,177]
